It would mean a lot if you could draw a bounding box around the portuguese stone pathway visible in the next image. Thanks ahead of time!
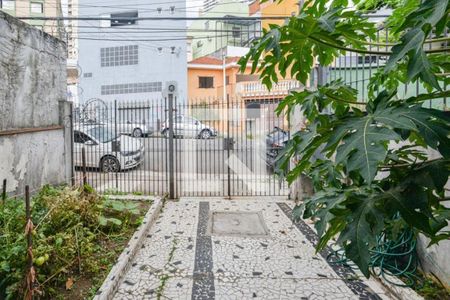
[113,198,391,300]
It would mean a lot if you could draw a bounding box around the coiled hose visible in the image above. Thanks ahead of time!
[328,229,421,287]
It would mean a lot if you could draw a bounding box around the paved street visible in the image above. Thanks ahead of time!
[76,136,288,196]
[139,136,271,173]
[113,198,389,300]
[76,136,274,174]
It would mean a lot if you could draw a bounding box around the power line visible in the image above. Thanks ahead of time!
[75,34,241,42]
[43,25,262,33]
[16,16,289,21]
[10,0,288,16]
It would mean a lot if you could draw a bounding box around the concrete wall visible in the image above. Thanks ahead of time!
[416,149,450,287]
[0,11,71,195]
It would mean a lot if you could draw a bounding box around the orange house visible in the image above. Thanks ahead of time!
[187,56,256,102]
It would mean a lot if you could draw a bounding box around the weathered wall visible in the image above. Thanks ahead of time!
[416,149,450,287]
[0,11,71,194]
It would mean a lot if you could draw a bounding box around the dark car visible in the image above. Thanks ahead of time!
[265,127,290,169]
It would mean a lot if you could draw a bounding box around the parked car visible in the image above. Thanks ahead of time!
[265,127,290,169]
[161,115,217,139]
[73,125,144,172]
[116,120,154,138]
[79,120,154,137]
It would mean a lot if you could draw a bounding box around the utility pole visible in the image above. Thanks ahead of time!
[222,47,227,102]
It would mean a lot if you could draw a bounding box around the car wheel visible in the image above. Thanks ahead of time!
[100,156,120,173]
[200,129,211,139]
[132,128,143,138]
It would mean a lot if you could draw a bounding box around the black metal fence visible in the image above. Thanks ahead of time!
[73,95,290,198]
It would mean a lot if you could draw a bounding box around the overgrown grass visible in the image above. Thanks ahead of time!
[410,272,450,300]
[0,184,150,300]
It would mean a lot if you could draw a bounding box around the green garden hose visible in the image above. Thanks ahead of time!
[328,229,421,287]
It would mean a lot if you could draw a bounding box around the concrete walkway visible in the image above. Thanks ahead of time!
[113,198,390,299]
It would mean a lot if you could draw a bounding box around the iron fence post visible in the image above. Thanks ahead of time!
[168,93,175,199]
[68,101,75,186]
[227,94,231,199]
[82,147,87,186]
[114,99,118,189]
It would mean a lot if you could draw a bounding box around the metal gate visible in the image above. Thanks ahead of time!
[73,95,290,198]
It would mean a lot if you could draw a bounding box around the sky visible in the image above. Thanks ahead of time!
[186,0,204,26]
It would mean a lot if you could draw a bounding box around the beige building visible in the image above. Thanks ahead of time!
[0,0,65,38]
[64,0,78,60]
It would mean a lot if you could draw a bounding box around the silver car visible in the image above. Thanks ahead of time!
[160,115,217,139]
[74,125,144,172]
[116,120,153,138]
[79,120,153,137]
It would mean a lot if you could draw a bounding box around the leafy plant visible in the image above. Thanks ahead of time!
[240,0,450,277]
[0,185,147,299]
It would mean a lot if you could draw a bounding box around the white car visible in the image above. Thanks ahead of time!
[161,115,217,139]
[74,125,144,172]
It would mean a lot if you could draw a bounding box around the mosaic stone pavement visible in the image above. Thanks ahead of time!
[114,198,391,300]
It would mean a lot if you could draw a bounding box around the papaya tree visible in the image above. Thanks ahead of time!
[239,0,450,277]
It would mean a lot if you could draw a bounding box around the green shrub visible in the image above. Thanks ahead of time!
[0,185,143,299]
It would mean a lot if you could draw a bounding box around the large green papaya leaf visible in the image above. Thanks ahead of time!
[337,194,385,277]
[328,102,450,183]
[333,117,400,184]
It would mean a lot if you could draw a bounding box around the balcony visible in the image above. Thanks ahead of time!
[236,80,303,99]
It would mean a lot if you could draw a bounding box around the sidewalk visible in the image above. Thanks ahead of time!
[113,198,390,299]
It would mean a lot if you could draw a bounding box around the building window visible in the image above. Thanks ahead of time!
[232,26,241,38]
[199,77,214,89]
[30,2,44,14]
[100,45,139,67]
[0,0,15,10]
[205,21,209,30]
[83,72,93,78]
[111,11,138,27]
[101,82,162,95]
[226,76,230,85]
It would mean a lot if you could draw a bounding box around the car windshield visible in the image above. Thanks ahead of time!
[87,126,118,143]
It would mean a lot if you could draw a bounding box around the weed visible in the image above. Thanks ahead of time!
[155,238,178,300]
[0,185,148,299]
[156,274,169,300]
[414,273,450,300]
[103,188,127,195]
